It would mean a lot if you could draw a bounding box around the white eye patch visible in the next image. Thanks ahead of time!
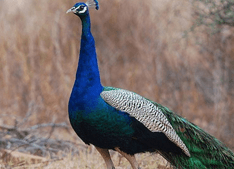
[76,6,87,14]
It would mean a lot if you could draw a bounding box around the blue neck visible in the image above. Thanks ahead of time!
[71,14,103,106]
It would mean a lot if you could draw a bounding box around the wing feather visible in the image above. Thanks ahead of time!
[101,88,190,157]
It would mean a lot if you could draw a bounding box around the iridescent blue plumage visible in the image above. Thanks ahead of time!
[67,1,234,169]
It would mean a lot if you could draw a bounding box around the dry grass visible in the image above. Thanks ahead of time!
[0,0,234,168]
[44,147,170,169]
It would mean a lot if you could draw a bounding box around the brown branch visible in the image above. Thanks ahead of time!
[24,122,69,131]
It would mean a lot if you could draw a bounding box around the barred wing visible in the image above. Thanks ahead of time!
[100,88,190,157]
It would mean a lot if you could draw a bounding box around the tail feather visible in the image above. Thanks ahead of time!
[151,101,234,168]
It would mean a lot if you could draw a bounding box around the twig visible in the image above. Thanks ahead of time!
[24,122,69,131]
[17,101,35,127]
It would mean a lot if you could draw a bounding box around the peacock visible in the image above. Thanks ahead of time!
[66,1,234,168]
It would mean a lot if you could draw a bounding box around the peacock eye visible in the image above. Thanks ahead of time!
[79,6,84,10]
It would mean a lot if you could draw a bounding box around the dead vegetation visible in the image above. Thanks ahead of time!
[0,110,81,168]
[0,0,233,168]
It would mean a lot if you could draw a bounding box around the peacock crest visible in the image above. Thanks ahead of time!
[86,0,99,10]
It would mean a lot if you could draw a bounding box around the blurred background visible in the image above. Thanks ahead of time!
[0,0,233,166]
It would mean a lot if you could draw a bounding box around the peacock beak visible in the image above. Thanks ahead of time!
[66,7,75,14]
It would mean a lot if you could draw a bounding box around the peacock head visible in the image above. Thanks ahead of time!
[66,0,99,16]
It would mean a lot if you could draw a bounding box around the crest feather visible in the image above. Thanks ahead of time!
[86,0,99,10]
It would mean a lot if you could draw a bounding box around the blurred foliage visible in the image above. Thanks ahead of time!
[190,0,234,33]
[0,0,233,151]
